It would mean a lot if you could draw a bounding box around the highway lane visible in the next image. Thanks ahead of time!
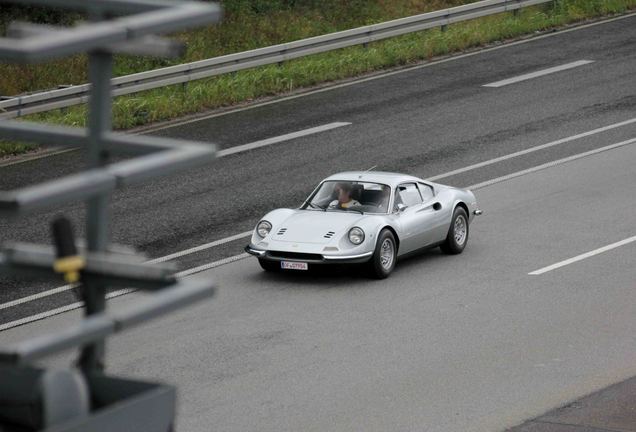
[1,15,635,323]
[1,139,635,432]
[2,121,636,329]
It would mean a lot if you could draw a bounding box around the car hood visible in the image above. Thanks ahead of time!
[272,210,364,244]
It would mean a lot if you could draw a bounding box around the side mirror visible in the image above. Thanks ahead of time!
[432,202,442,211]
[396,203,407,213]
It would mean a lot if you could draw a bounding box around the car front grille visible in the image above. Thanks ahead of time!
[267,251,323,261]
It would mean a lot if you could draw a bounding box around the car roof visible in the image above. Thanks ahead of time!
[322,171,426,187]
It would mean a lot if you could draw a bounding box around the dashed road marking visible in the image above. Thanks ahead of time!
[529,235,636,275]
[218,122,351,157]
[483,60,594,88]
[426,117,636,182]
[467,137,636,190]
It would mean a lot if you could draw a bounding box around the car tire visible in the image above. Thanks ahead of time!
[440,206,469,255]
[258,258,280,272]
[367,229,397,279]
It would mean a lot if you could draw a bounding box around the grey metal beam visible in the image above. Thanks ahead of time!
[112,277,216,330]
[0,150,217,215]
[0,120,208,154]
[0,134,215,217]
[3,0,173,13]
[108,133,199,153]
[0,315,115,364]
[1,242,177,289]
[113,35,186,58]
[107,145,215,186]
[0,278,215,365]
[0,170,117,215]
[0,120,87,148]
[0,25,129,62]
[0,3,221,63]
[7,22,186,58]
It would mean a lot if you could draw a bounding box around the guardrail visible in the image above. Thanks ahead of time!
[0,0,553,119]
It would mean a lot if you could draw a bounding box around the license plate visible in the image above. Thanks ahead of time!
[281,261,308,270]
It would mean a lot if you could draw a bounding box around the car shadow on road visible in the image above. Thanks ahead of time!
[243,246,449,289]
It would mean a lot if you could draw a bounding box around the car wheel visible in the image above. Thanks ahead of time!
[368,229,397,279]
[258,258,280,272]
[440,206,469,255]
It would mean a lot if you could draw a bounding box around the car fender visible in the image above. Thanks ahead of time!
[330,215,394,254]
[450,189,477,222]
[250,208,296,244]
[354,216,402,253]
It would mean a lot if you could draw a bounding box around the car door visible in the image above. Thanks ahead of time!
[418,182,448,244]
[393,182,436,253]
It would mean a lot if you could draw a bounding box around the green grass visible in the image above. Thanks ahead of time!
[1,0,635,155]
[0,141,36,159]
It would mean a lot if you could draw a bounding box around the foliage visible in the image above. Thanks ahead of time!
[1,0,635,155]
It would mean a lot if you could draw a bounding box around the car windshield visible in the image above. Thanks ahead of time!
[303,181,391,213]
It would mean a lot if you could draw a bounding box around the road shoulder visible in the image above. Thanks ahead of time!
[509,376,636,431]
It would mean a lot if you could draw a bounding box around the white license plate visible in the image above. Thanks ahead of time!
[281,261,308,270]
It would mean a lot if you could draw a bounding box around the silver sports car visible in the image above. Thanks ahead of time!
[245,171,481,278]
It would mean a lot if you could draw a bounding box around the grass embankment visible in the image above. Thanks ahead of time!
[1,0,635,158]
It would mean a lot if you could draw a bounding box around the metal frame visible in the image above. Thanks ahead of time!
[0,0,554,119]
[0,2,220,430]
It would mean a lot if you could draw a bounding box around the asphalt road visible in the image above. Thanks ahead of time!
[1,12,636,431]
[2,140,635,432]
[1,14,635,327]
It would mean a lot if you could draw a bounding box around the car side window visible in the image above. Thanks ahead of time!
[397,183,423,207]
[418,183,434,201]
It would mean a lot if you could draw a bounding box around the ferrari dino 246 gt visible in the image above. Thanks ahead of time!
[245,171,481,278]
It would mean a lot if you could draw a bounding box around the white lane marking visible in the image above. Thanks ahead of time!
[1,13,632,169]
[0,121,344,309]
[426,117,636,181]
[0,287,136,332]
[218,122,351,157]
[4,121,636,312]
[0,231,253,311]
[140,13,636,135]
[0,282,79,311]
[176,253,250,277]
[3,132,636,324]
[529,235,636,275]
[2,133,634,331]
[0,302,82,332]
[483,60,595,88]
[0,121,350,169]
[0,121,341,308]
[149,231,252,263]
[0,254,250,332]
[2,14,635,330]
[467,137,636,190]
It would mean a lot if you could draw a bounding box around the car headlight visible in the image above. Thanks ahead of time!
[256,220,272,238]
[348,227,365,245]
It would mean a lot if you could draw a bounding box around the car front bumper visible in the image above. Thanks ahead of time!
[245,245,373,264]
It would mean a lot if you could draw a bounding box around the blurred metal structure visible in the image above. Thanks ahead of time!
[0,1,220,431]
[0,0,554,119]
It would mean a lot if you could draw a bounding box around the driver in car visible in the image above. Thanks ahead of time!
[328,182,360,209]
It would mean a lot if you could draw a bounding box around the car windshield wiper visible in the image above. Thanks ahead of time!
[344,208,364,215]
